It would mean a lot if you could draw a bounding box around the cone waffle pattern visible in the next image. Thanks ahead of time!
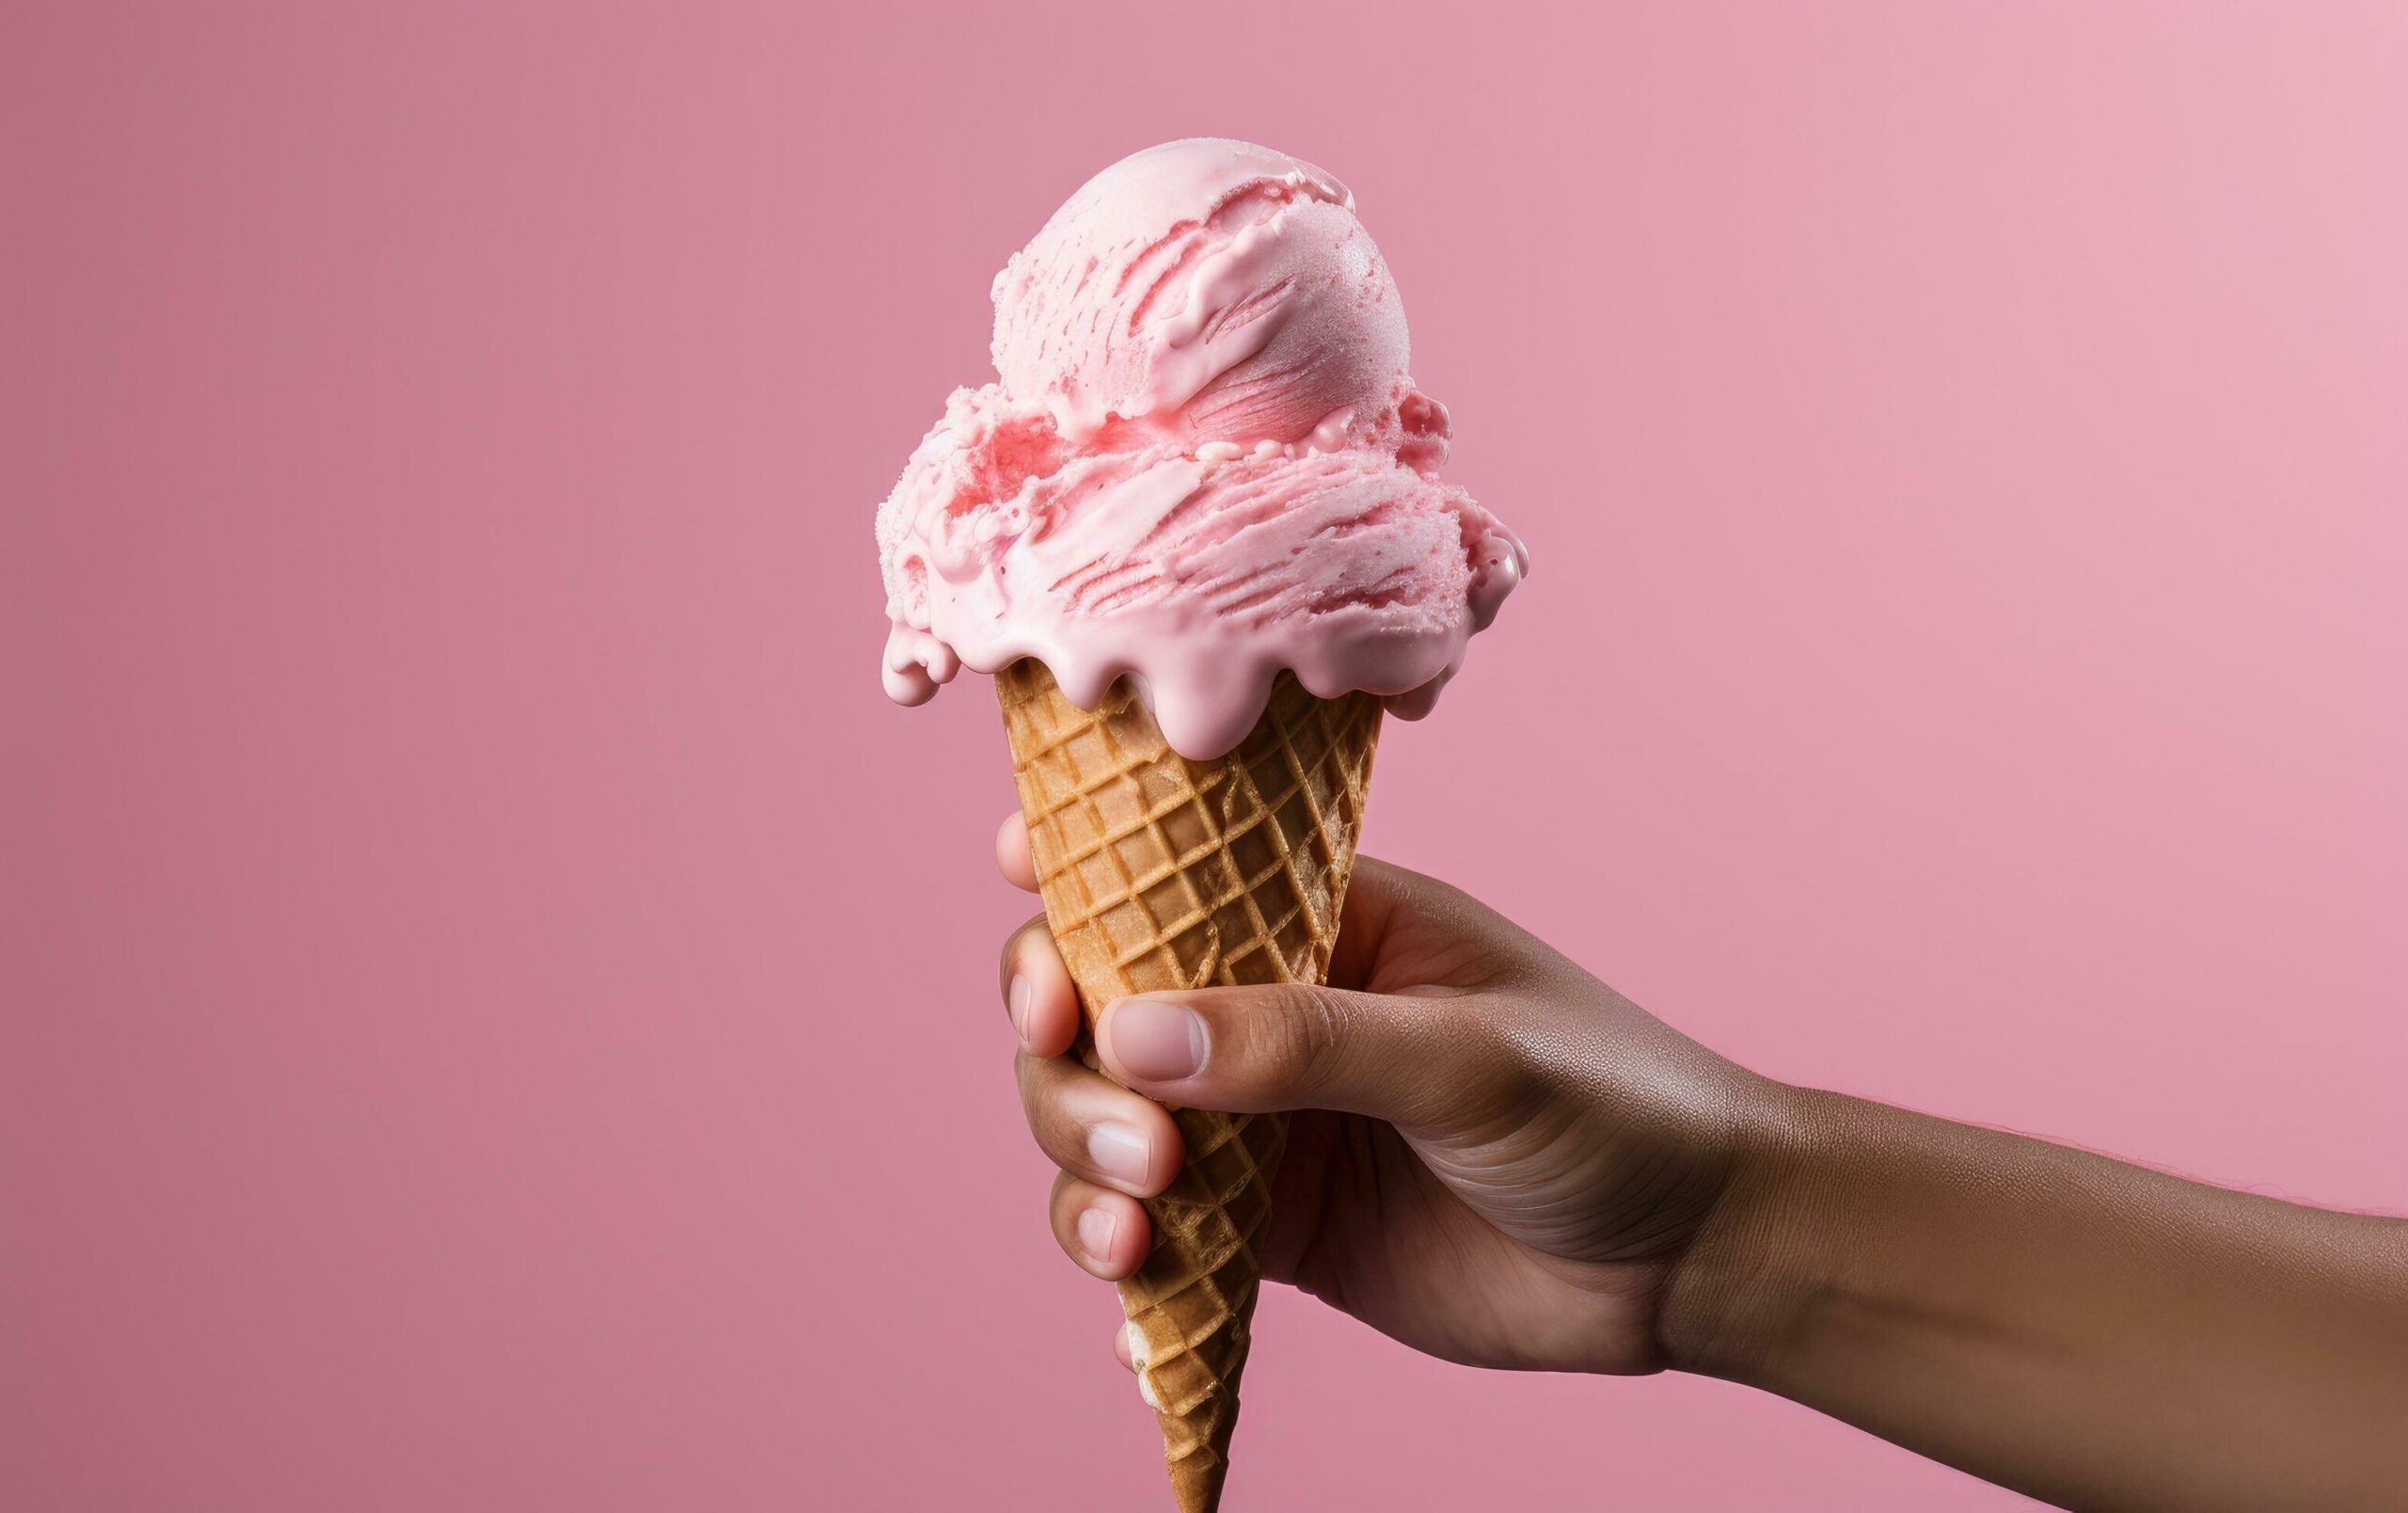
[995,659,1379,1513]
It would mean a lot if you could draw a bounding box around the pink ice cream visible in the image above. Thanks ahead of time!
[876,138,1525,759]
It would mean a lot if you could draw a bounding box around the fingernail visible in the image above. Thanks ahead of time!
[1087,1122,1152,1185]
[1106,998,1205,1081]
[1076,1205,1117,1264]
[1006,975,1030,1043]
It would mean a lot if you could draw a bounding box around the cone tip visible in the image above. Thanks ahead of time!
[1167,1451,1228,1513]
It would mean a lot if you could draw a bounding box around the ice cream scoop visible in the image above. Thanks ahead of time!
[875,137,1523,759]
[989,138,1406,449]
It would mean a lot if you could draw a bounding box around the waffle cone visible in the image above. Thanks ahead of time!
[995,659,1380,1513]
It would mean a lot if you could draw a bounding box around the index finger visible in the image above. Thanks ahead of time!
[995,811,1038,893]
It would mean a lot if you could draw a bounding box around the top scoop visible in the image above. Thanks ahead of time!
[876,138,1525,758]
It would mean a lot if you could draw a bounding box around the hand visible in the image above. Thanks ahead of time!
[987,819,2408,1503]
[993,814,2408,1510]
[993,813,1784,1378]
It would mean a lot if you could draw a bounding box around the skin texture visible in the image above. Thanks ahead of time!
[994,814,2408,1511]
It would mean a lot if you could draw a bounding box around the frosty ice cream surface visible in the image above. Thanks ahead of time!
[876,138,1525,759]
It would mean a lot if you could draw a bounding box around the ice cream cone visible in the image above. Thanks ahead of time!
[995,657,1380,1513]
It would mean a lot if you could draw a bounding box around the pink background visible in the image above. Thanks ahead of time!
[9,4,2404,1509]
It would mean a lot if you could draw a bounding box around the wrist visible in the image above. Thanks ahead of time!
[1654,1079,1853,1384]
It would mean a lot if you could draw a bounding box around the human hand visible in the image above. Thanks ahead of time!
[993,813,1784,1378]
[995,809,2408,1509]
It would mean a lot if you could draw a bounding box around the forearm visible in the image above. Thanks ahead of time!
[1663,1086,2408,1511]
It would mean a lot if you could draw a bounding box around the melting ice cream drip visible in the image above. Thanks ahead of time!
[876,138,1525,757]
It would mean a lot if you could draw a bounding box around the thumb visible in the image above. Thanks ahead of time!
[1094,981,1482,1129]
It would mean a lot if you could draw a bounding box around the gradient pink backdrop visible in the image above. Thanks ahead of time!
[8,4,2404,1509]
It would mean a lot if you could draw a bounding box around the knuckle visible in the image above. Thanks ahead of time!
[998,916,1038,986]
[1003,913,1050,961]
[1047,1171,1084,1231]
[1000,914,1066,1009]
[1273,984,1353,1098]
[1015,1053,1068,1133]
[1448,1007,1549,1127]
